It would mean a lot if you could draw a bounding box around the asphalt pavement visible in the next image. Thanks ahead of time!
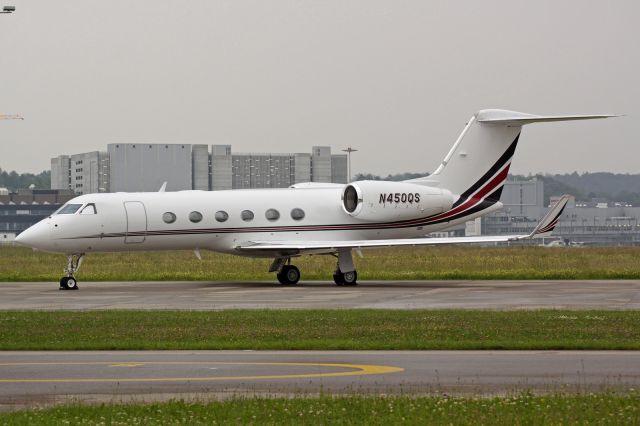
[0,280,639,310]
[1,350,638,409]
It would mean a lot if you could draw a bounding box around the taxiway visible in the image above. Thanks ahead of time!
[1,350,638,409]
[0,280,638,310]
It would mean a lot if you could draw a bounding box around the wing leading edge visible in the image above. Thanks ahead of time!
[237,195,570,254]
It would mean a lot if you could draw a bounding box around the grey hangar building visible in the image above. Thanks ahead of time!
[51,144,348,194]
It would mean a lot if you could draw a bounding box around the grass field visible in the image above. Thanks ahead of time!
[2,246,640,281]
[2,394,639,425]
[1,310,638,350]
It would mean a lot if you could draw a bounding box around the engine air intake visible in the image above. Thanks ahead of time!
[343,185,359,213]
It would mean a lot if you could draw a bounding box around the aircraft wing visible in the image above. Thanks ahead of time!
[237,195,570,255]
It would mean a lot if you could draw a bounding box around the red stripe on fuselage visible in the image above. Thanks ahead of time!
[413,163,511,226]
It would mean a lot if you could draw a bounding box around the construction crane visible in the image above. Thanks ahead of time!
[0,115,24,120]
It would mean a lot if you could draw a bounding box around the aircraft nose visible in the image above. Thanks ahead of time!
[15,222,49,249]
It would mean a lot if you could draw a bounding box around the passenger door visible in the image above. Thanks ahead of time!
[123,201,147,243]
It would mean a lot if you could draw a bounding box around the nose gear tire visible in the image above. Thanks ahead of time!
[59,276,79,290]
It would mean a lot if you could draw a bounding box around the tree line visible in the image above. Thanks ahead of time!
[0,168,50,191]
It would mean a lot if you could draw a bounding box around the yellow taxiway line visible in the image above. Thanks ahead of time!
[0,361,404,383]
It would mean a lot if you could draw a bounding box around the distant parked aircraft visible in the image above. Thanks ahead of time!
[541,239,586,248]
[16,109,614,289]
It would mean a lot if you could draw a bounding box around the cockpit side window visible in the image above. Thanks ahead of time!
[56,203,83,215]
[80,203,97,215]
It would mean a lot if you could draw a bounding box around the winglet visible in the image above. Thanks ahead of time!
[521,195,570,239]
[158,182,167,192]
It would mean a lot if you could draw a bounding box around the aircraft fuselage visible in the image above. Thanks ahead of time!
[19,186,495,257]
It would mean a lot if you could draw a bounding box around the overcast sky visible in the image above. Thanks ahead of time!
[0,1,637,176]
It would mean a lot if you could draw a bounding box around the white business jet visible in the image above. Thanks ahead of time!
[16,109,614,290]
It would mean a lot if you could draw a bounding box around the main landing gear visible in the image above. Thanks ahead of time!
[269,248,358,286]
[270,258,301,285]
[60,253,84,290]
[333,269,358,286]
[333,249,358,286]
[277,265,301,285]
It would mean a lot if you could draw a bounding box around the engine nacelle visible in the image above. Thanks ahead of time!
[341,181,454,222]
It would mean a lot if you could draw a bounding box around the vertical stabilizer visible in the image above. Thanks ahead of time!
[409,109,615,210]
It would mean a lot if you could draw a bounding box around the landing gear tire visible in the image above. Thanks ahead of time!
[334,270,357,286]
[277,265,300,285]
[59,276,78,290]
[343,270,357,285]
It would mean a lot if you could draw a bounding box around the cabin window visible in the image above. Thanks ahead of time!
[265,209,280,221]
[56,204,82,215]
[215,211,229,222]
[189,211,203,223]
[162,212,176,224]
[241,210,254,222]
[291,208,305,220]
[79,203,97,215]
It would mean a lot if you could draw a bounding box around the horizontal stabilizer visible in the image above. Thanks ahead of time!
[476,109,618,126]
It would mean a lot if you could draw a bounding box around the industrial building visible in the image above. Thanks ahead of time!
[51,145,347,194]
[50,151,110,194]
[481,178,640,245]
[108,143,193,192]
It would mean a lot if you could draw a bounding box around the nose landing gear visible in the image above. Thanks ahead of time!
[60,254,84,290]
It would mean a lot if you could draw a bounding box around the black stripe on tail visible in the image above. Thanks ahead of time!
[452,133,520,208]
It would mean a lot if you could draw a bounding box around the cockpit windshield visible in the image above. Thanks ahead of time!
[55,203,83,215]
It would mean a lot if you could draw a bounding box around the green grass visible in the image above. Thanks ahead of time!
[2,394,639,425]
[3,246,640,281]
[1,310,639,350]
